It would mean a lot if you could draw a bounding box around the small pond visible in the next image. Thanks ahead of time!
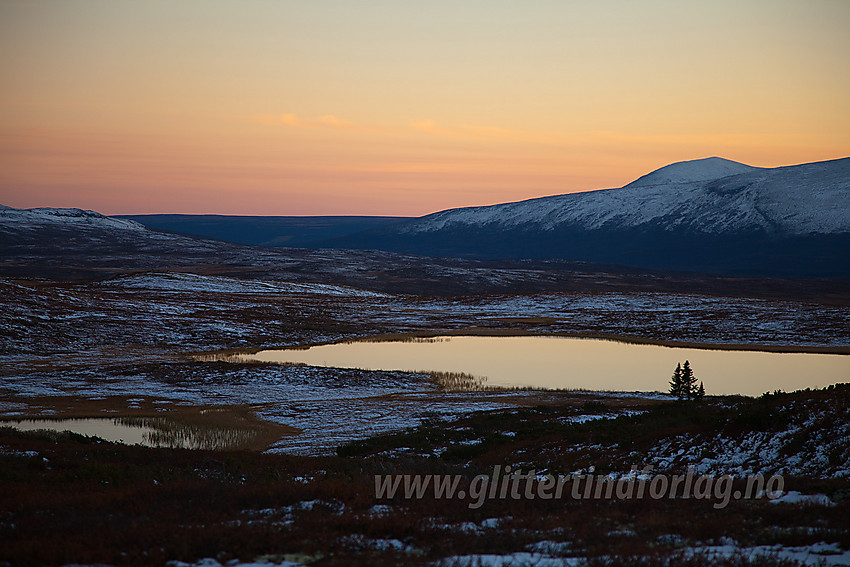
[2,416,264,450]
[203,336,849,396]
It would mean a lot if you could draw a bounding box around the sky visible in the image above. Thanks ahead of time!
[1,0,848,216]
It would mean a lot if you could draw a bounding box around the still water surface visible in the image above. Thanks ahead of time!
[4,416,262,450]
[223,336,849,396]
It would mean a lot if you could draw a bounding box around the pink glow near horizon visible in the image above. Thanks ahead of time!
[1,1,848,216]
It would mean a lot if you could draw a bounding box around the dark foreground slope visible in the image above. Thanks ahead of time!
[2,386,848,566]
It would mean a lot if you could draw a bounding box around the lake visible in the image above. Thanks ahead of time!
[203,335,849,396]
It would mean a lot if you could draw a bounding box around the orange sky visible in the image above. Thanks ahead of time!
[1,1,848,216]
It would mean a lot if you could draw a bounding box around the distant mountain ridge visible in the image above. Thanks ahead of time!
[115,214,410,248]
[326,156,850,277]
[387,157,848,236]
[2,156,847,278]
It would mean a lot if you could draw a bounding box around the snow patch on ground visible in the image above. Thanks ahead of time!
[434,553,583,566]
[681,541,850,566]
[102,272,388,297]
[770,491,835,506]
[435,541,850,566]
[644,402,850,478]
[167,558,306,567]
[336,534,417,553]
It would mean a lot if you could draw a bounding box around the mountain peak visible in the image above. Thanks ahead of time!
[626,157,758,188]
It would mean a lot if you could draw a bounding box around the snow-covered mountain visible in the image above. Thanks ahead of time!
[0,205,229,280]
[394,157,849,236]
[0,206,147,234]
[330,157,850,277]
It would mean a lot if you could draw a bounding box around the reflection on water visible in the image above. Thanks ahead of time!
[3,416,261,450]
[203,336,850,396]
[429,370,488,392]
[117,417,261,450]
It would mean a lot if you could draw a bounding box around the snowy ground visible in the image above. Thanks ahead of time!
[171,539,850,566]
[2,272,848,454]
